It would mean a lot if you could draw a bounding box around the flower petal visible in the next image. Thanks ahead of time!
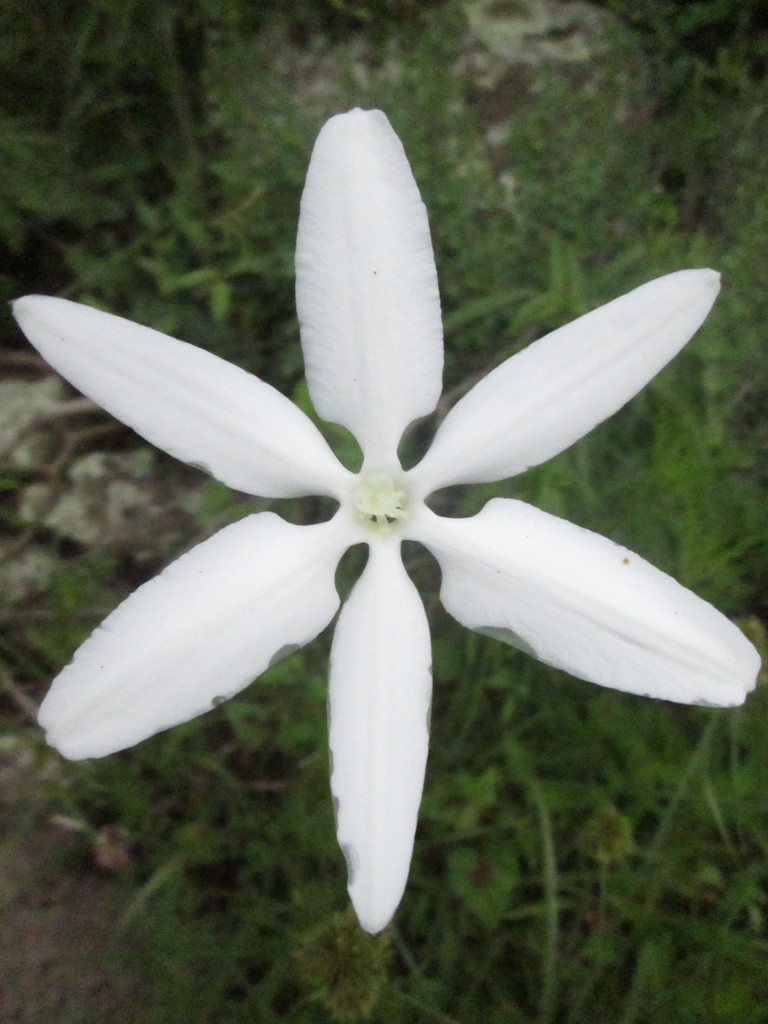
[413,270,721,493]
[412,500,759,706]
[38,513,349,759]
[296,109,443,466]
[328,540,432,933]
[13,296,350,498]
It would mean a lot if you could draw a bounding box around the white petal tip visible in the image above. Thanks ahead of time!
[11,294,44,327]
[324,107,384,129]
[356,912,393,936]
[695,267,720,282]
[46,739,93,762]
[13,293,57,316]
[350,888,396,935]
[690,267,721,299]
[39,703,116,761]
[671,267,721,313]
[41,725,98,762]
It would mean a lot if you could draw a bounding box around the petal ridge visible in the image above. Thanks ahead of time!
[39,513,349,759]
[13,295,350,498]
[413,269,720,493]
[296,109,443,464]
[328,539,432,932]
[412,499,759,706]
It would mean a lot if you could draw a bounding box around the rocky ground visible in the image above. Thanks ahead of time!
[0,365,202,1021]
[0,742,149,1024]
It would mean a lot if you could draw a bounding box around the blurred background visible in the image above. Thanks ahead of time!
[1,1,767,1021]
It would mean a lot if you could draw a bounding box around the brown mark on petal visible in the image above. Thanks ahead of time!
[269,643,301,667]
[477,625,538,659]
[340,843,359,885]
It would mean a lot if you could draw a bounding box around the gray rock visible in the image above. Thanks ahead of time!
[18,449,202,562]
[0,542,58,605]
[0,376,68,470]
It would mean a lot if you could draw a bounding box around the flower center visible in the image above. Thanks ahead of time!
[350,471,409,532]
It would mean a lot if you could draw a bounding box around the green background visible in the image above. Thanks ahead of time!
[1,1,767,1021]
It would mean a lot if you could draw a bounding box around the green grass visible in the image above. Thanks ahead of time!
[2,1,767,1020]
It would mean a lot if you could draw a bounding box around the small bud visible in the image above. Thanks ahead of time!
[295,909,391,1021]
[582,806,634,865]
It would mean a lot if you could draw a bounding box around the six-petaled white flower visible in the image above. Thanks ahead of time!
[12,108,760,934]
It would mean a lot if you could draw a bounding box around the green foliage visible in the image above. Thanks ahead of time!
[2,0,768,1021]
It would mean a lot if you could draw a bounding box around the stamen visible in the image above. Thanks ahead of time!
[350,472,409,532]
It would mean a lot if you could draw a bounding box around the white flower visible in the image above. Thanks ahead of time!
[13,108,760,935]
